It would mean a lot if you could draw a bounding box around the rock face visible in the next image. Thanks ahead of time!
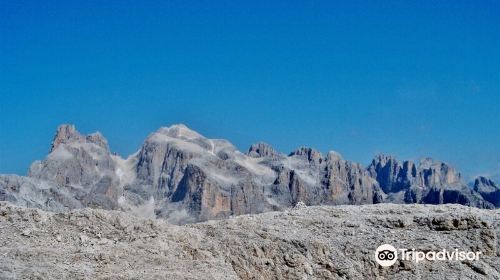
[266,149,383,207]
[0,202,498,279]
[0,124,498,223]
[368,155,418,193]
[0,175,83,212]
[25,124,123,210]
[368,155,492,208]
[31,124,114,185]
[129,125,276,221]
[475,176,500,207]
[248,142,281,158]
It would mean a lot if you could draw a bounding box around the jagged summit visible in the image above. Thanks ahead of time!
[475,176,498,192]
[289,147,323,164]
[156,124,204,140]
[419,157,445,169]
[371,153,398,164]
[50,124,79,152]
[50,124,109,152]
[474,176,500,207]
[326,150,343,161]
[247,142,280,158]
[0,123,498,224]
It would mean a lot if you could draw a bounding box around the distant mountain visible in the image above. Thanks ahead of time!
[474,176,500,207]
[0,124,497,223]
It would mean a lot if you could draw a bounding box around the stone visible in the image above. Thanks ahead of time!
[474,176,500,207]
[247,142,281,158]
[0,202,498,279]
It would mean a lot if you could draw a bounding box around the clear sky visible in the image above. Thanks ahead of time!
[1,1,499,181]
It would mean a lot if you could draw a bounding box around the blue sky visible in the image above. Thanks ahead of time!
[1,0,499,181]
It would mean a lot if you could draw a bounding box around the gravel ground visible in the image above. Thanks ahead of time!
[0,202,499,279]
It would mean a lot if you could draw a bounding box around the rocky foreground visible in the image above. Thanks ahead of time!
[0,203,499,279]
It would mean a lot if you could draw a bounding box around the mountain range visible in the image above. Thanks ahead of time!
[1,124,498,223]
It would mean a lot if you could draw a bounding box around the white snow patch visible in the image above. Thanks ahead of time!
[149,133,206,154]
[48,146,73,161]
[234,152,274,176]
[111,153,137,187]
[70,142,106,160]
[189,158,240,186]
[212,139,237,154]
[283,157,319,186]
[208,139,215,155]
[208,169,240,186]
[294,170,318,185]
[233,152,276,185]
[157,124,203,140]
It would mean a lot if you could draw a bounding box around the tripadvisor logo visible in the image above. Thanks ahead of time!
[375,244,398,267]
[374,244,482,267]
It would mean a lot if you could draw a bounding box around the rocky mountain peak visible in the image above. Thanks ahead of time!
[474,176,498,192]
[367,154,404,192]
[50,124,82,152]
[247,142,280,158]
[418,157,458,174]
[156,124,203,140]
[418,158,461,186]
[473,176,500,207]
[28,124,116,192]
[50,124,109,152]
[289,147,323,164]
[371,154,398,166]
[85,132,109,149]
[326,151,343,162]
[419,157,439,169]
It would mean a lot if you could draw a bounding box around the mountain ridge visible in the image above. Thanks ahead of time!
[0,123,498,223]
